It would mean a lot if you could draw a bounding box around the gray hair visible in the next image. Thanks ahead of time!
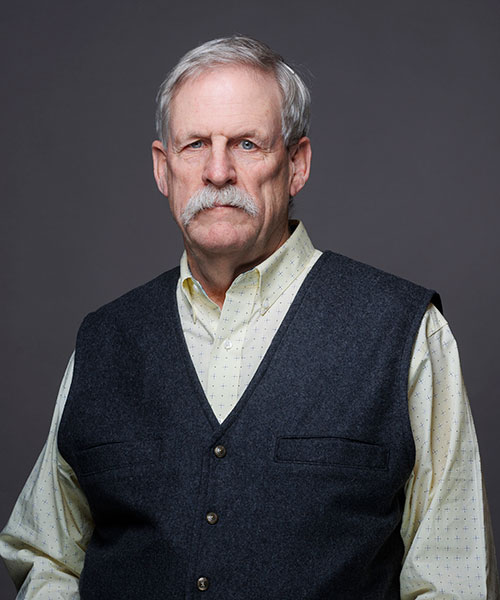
[155,36,311,149]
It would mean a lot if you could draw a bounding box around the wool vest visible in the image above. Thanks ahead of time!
[58,251,440,599]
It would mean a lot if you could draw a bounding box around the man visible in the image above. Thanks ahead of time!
[0,36,498,599]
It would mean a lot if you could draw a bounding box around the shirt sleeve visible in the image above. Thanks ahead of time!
[0,353,93,599]
[400,304,499,598]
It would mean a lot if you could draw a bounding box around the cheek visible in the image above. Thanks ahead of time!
[166,184,190,224]
[166,170,194,210]
[256,163,291,203]
[246,159,287,189]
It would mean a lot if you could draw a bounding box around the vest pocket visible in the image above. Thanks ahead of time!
[75,438,162,476]
[274,436,388,470]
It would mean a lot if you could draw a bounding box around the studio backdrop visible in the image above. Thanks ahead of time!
[1,0,499,595]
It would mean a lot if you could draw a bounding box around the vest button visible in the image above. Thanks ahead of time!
[197,576,210,591]
[214,445,226,458]
[206,511,219,524]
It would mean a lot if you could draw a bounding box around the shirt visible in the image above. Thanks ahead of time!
[1,221,498,599]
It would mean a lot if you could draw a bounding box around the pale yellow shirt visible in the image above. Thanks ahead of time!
[1,222,498,598]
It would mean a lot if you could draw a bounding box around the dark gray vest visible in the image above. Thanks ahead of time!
[58,251,440,599]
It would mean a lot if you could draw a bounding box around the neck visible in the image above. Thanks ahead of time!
[186,230,290,309]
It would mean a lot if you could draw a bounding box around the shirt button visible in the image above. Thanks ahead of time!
[197,576,210,591]
[206,511,219,524]
[223,338,232,350]
[214,445,226,458]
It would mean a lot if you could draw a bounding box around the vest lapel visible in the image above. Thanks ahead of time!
[167,253,329,435]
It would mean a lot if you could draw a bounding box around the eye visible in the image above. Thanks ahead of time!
[240,140,255,150]
[189,140,203,149]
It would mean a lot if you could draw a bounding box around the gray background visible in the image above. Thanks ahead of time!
[1,0,499,594]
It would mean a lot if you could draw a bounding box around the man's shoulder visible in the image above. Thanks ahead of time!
[79,265,181,333]
[316,251,442,312]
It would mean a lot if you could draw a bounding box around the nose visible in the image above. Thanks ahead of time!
[202,144,236,187]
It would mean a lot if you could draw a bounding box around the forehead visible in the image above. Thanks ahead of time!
[168,65,283,140]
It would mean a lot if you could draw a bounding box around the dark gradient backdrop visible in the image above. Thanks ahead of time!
[1,0,499,595]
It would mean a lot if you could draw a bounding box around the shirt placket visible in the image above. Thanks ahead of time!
[206,272,258,423]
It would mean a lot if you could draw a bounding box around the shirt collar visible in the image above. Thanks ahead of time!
[180,220,316,322]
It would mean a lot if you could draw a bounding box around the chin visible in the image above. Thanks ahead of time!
[186,218,257,253]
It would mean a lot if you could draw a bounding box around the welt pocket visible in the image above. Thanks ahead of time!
[274,436,388,471]
[75,438,162,476]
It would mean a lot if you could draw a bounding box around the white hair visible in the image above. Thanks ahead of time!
[180,185,259,227]
[155,36,311,149]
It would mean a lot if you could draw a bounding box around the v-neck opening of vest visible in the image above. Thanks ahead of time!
[170,252,330,436]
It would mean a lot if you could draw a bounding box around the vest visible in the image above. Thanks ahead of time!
[58,251,440,599]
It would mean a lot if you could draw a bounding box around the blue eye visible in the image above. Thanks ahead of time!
[240,140,255,150]
[189,140,203,149]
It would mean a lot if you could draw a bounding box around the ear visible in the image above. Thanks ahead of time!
[289,137,312,198]
[152,140,169,197]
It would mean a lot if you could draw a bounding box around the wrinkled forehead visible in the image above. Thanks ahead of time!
[168,65,284,141]
[172,62,283,106]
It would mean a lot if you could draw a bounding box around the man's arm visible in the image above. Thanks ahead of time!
[0,354,93,599]
[401,305,499,598]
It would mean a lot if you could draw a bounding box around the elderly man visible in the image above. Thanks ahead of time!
[1,36,498,599]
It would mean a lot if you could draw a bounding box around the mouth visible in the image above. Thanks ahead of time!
[210,202,240,209]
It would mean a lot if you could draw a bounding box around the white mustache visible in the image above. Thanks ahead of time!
[180,186,259,226]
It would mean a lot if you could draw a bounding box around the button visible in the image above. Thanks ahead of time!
[206,511,219,524]
[223,338,232,350]
[197,576,209,591]
[214,445,226,458]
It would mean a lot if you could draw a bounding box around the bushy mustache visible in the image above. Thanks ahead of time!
[180,185,259,227]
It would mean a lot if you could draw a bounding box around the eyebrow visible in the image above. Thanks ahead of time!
[176,130,275,147]
[178,130,261,139]
[231,130,261,140]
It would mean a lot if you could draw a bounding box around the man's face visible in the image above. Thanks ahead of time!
[152,65,311,264]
